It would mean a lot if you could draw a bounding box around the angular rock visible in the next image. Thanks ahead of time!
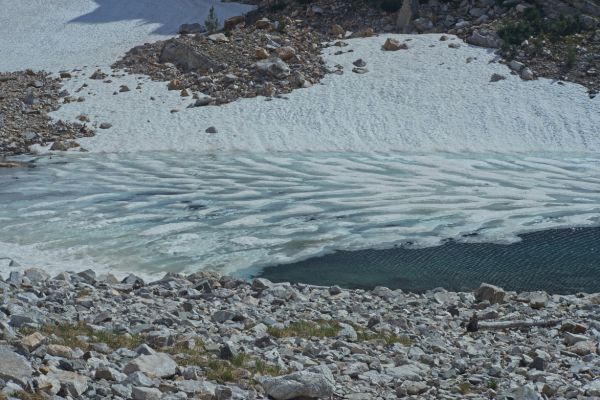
[160,42,220,72]
[0,346,32,385]
[475,283,505,303]
[255,57,290,79]
[262,365,335,400]
[124,353,177,378]
[132,386,163,400]
[383,38,407,51]
[179,23,205,35]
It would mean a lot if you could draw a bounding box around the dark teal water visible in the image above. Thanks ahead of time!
[258,227,600,294]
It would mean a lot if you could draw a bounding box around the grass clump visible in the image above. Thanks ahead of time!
[459,382,471,394]
[11,392,45,400]
[498,7,583,46]
[487,379,498,390]
[267,320,341,338]
[20,323,144,351]
[352,323,412,346]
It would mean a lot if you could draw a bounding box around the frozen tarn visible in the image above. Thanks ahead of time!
[48,34,600,154]
[0,152,599,278]
[0,0,254,72]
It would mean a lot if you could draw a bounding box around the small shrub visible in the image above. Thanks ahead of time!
[498,21,536,46]
[277,18,287,33]
[205,6,219,34]
[487,379,498,390]
[352,324,412,345]
[546,15,582,40]
[565,44,578,68]
[206,360,236,382]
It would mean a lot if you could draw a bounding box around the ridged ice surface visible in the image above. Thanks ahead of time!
[1,152,599,279]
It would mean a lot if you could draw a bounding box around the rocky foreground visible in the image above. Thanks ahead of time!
[0,268,599,399]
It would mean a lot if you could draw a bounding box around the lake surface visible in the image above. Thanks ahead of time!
[1,151,599,291]
[260,227,600,293]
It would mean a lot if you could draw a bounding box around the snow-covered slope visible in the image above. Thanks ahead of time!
[0,1,597,154]
[0,0,253,71]
[51,34,600,154]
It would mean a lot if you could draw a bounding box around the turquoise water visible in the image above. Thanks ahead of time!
[259,227,600,294]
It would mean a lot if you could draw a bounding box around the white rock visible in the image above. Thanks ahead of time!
[261,365,335,400]
[124,353,177,378]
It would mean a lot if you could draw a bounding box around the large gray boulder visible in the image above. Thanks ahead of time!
[261,365,335,400]
[466,29,502,48]
[124,353,177,378]
[475,283,505,304]
[0,346,32,385]
[159,41,220,72]
[255,57,290,79]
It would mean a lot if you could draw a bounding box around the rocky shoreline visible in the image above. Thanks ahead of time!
[0,71,94,157]
[1,268,599,399]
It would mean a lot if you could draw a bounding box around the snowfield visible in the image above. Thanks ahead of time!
[54,34,600,154]
[0,0,597,154]
[0,0,254,71]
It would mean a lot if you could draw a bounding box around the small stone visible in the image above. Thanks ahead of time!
[262,365,335,400]
[360,28,374,37]
[179,23,205,35]
[352,67,368,74]
[208,33,229,43]
[569,340,597,356]
[132,386,163,400]
[205,126,218,134]
[508,60,525,72]
[21,332,46,351]
[329,285,342,295]
[331,24,344,37]
[0,346,32,385]
[124,353,177,378]
[448,43,460,49]
[255,48,269,60]
[47,344,75,359]
[256,18,272,29]
[383,38,407,51]
[352,59,367,67]
[475,283,505,303]
[119,85,130,92]
[168,79,184,90]
[99,122,112,129]
[520,67,535,80]
[275,46,296,61]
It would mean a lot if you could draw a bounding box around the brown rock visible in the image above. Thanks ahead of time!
[47,344,74,359]
[331,24,344,37]
[276,46,296,61]
[568,340,597,356]
[224,15,245,31]
[256,18,271,30]
[360,28,375,37]
[255,48,270,60]
[21,332,46,351]
[383,38,407,51]
[168,79,184,90]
